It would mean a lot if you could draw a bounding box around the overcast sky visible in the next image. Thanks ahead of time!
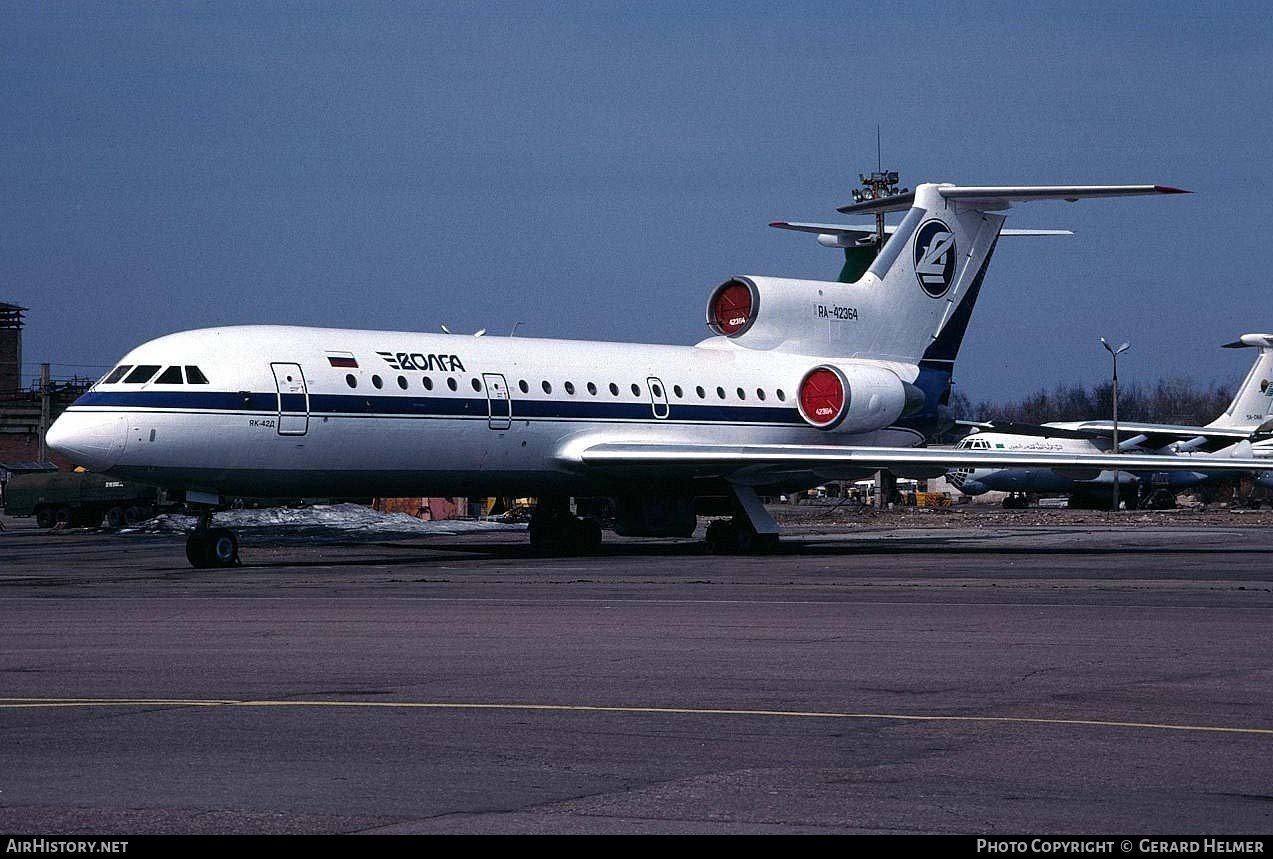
[2,1,1270,403]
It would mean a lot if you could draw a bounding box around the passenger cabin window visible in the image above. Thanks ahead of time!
[673,385,683,398]
[564,381,575,395]
[102,365,132,384]
[447,377,458,391]
[519,380,529,394]
[587,382,597,395]
[776,389,786,402]
[155,366,183,384]
[716,386,726,400]
[609,383,619,396]
[471,378,482,392]
[372,375,384,389]
[630,383,640,397]
[346,374,357,389]
[423,377,434,390]
[123,365,161,384]
[398,376,408,390]
[756,388,766,401]
[696,386,705,399]
[184,366,209,384]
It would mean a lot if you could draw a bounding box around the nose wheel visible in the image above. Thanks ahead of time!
[185,509,240,568]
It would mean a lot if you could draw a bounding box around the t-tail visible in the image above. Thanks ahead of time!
[766,182,1188,438]
[1207,333,1273,430]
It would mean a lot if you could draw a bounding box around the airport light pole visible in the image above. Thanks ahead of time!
[1101,338,1130,512]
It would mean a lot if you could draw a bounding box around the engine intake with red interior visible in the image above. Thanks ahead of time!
[797,364,921,433]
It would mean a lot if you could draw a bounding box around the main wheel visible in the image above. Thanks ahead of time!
[35,507,55,529]
[54,507,73,527]
[106,506,127,528]
[704,519,737,554]
[206,528,239,567]
[571,517,603,553]
[186,533,212,568]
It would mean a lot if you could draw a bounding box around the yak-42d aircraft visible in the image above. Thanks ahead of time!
[46,179,1273,567]
[948,333,1273,509]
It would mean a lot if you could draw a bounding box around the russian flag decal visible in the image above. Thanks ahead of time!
[327,354,358,368]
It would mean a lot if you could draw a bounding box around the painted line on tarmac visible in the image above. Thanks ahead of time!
[1,696,1271,736]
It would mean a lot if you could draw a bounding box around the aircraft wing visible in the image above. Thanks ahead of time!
[1047,420,1257,452]
[971,420,1111,441]
[570,441,1271,481]
[836,184,1188,215]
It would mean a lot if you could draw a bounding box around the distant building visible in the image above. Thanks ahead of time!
[0,302,24,395]
[0,301,90,477]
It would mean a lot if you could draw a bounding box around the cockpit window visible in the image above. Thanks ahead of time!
[122,365,161,384]
[185,366,209,384]
[102,365,132,384]
[155,366,183,384]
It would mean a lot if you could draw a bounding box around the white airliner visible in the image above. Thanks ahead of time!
[948,334,1273,508]
[46,180,1273,567]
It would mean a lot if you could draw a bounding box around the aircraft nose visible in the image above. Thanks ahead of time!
[45,412,126,470]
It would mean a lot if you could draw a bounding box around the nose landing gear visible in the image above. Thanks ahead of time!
[185,509,240,568]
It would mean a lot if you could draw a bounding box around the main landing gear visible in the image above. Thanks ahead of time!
[528,495,603,555]
[704,518,780,554]
[704,485,782,555]
[185,508,240,568]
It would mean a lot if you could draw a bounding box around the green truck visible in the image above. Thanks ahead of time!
[2,471,168,528]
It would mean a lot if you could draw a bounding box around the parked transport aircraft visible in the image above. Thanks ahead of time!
[948,334,1273,508]
[47,179,1271,567]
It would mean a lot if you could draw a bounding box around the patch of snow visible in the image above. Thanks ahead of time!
[131,503,525,543]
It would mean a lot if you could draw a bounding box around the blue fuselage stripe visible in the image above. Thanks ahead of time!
[72,390,803,425]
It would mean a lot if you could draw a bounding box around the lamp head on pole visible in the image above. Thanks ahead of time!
[1100,337,1130,357]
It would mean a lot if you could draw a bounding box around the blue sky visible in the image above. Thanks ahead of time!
[2,1,1270,403]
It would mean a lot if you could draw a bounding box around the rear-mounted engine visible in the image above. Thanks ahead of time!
[796,364,923,433]
[706,279,757,336]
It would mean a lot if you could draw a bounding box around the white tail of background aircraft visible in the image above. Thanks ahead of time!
[1208,334,1273,430]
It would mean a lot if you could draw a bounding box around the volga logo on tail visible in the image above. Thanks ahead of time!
[914,219,956,297]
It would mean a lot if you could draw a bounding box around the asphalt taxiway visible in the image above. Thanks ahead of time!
[2,517,1272,834]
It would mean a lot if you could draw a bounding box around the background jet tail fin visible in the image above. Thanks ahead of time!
[1207,334,1273,430]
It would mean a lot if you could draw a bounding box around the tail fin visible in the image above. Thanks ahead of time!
[1206,334,1273,430]
[836,183,1185,435]
[833,184,1185,364]
[757,184,1185,439]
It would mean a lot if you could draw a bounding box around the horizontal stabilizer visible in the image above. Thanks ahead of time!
[1222,334,1273,349]
[769,221,1071,238]
[837,183,1188,215]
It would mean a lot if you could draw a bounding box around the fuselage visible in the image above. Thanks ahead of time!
[48,324,923,500]
[947,430,1214,496]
